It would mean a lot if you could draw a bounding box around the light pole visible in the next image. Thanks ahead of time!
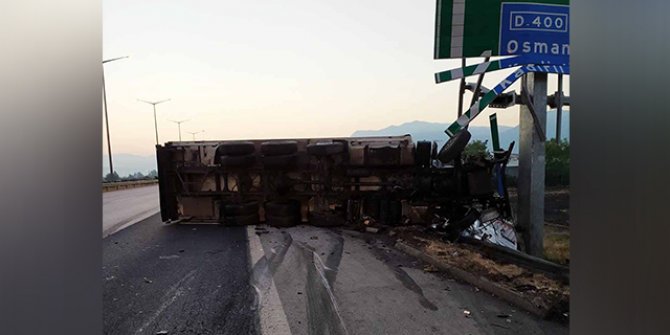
[170,119,189,141]
[102,56,129,178]
[187,130,205,141]
[138,99,171,145]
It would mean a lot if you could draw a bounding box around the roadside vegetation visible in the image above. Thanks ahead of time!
[103,169,158,183]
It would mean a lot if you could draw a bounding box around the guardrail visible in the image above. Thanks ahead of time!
[102,179,158,192]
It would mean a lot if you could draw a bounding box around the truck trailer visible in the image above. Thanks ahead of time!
[155,130,514,238]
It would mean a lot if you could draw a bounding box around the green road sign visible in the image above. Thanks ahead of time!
[434,0,569,59]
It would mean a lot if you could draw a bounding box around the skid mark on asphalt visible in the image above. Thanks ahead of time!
[295,240,350,335]
[392,267,439,311]
[248,226,293,335]
[134,269,197,334]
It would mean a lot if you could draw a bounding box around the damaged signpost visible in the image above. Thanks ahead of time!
[434,0,569,256]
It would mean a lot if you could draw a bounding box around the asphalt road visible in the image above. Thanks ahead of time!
[103,185,159,237]
[103,215,568,335]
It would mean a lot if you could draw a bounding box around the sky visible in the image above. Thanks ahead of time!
[103,0,570,156]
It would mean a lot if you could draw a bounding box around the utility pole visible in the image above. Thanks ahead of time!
[517,72,547,257]
[170,119,189,141]
[187,130,205,141]
[555,74,564,142]
[138,99,171,145]
[102,56,129,179]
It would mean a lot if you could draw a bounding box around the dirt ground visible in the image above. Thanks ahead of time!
[508,186,570,265]
[392,228,570,320]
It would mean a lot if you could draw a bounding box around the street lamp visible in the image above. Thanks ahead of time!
[170,119,189,141]
[102,55,129,179]
[187,130,205,141]
[138,98,171,145]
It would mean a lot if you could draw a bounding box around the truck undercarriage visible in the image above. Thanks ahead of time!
[156,132,516,243]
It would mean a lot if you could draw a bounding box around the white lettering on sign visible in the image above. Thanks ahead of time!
[507,40,518,54]
[504,40,569,56]
[499,3,569,57]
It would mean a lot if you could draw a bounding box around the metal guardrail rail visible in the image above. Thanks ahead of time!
[102,179,158,192]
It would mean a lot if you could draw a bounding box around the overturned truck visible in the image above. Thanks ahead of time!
[156,131,515,235]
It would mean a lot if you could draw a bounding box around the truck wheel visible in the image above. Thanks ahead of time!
[260,141,298,156]
[266,214,299,227]
[415,140,432,168]
[223,201,259,216]
[307,142,344,156]
[216,141,255,156]
[224,213,260,226]
[437,129,471,163]
[219,154,256,167]
[265,200,301,216]
[261,154,296,167]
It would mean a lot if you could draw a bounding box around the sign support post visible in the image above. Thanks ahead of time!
[517,72,547,256]
[556,74,564,142]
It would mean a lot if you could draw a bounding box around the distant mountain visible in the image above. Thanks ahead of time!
[351,110,569,153]
[102,153,157,177]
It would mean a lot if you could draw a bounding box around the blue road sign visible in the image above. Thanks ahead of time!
[499,3,569,57]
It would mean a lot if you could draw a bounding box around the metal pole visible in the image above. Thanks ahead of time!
[517,72,547,257]
[469,56,491,108]
[457,58,466,117]
[555,74,564,142]
[102,70,114,178]
[153,104,159,145]
[178,123,182,141]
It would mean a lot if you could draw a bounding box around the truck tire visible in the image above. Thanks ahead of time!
[261,154,296,167]
[219,154,256,167]
[437,129,471,163]
[265,200,301,216]
[307,142,344,156]
[415,140,432,168]
[266,214,299,227]
[216,141,255,156]
[224,213,260,226]
[223,201,259,216]
[260,141,298,156]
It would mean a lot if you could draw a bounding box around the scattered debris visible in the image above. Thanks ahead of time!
[310,236,318,240]
[461,212,518,250]
[463,310,472,318]
[388,230,397,237]
[365,227,380,234]
[394,232,569,318]
[143,277,153,284]
[156,331,168,335]
[423,265,438,273]
[497,314,511,318]
[105,276,116,281]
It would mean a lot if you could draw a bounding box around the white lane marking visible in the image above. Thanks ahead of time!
[247,226,292,335]
[103,208,159,238]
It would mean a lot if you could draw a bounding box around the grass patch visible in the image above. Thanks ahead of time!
[544,225,570,265]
